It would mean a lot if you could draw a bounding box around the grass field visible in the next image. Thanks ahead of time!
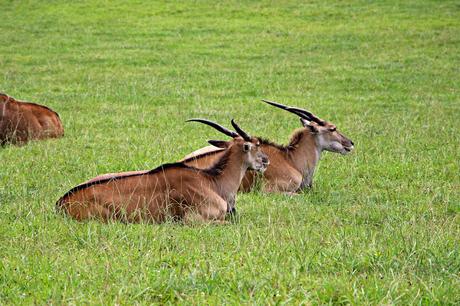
[1,0,459,304]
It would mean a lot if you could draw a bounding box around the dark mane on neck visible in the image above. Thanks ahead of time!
[257,137,289,151]
[257,129,305,151]
[287,129,304,148]
[147,162,189,174]
[202,149,232,177]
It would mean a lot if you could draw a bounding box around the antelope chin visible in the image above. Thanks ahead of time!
[341,146,354,155]
[256,166,266,173]
[261,161,270,172]
[252,163,268,172]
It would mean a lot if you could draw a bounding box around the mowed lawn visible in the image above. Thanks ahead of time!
[1,0,459,304]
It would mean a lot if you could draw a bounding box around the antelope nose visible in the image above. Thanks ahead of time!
[351,141,354,146]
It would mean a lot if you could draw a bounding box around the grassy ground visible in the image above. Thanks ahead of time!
[1,0,459,304]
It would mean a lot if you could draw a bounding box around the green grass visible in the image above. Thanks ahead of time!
[1,0,459,304]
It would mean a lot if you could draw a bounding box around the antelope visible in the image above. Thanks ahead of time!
[56,120,268,223]
[181,100,354,193]
[0,92,64,145]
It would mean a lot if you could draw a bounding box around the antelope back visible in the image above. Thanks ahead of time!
[0,93,64,144]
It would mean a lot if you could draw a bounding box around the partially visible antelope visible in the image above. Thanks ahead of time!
[181,100,354,193]
[0,92,64,145]
[56,120,268,223]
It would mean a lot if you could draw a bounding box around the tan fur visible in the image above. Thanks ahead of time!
[181,145,225,161]
[81,170,150,186]
[182,123,353,194]
[0,93,64,145]
[57,138,267,224]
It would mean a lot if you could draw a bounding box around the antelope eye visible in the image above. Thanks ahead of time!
[329,127,336,132]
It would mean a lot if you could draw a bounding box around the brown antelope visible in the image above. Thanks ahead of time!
[0,92,64,145]
[181,100,354,193]
[56,120,268,223]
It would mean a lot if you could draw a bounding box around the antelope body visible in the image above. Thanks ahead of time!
[182,100,354,193]
[56,120,268,223]
[0,93,64,145]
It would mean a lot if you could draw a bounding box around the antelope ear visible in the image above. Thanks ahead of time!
[299,118,310,127]
[208,140,230,148]
[306,124,318,133]
[300,118,318,133]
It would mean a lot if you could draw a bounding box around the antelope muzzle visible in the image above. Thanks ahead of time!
[255,152,270,172]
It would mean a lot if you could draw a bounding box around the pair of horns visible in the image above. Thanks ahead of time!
[186,118,251,141]
[262,99,325,126]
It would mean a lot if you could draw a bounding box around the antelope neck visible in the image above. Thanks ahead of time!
[212,145,248,198]
[287,132,321,180]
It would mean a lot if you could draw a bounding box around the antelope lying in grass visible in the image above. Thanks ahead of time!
[181,100,354,193]
[0,93,64,145]
[56,120,268,223]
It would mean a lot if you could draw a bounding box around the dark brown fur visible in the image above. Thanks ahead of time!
[0,93,64,145]
[257,130,304,152]
[57,138,267,223]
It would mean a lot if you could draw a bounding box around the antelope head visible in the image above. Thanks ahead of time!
[262,99,354,155]
[186,118,269,171]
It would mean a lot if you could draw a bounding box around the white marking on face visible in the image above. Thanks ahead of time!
[330,141,344,152]
[317,134,330,151]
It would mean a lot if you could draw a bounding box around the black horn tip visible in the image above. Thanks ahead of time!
[186,118,202,122]
[231,119,251,141]
[261,99,289,110]
[185,118,217,125]
[230,119,243,131]
[186,118,239,138]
